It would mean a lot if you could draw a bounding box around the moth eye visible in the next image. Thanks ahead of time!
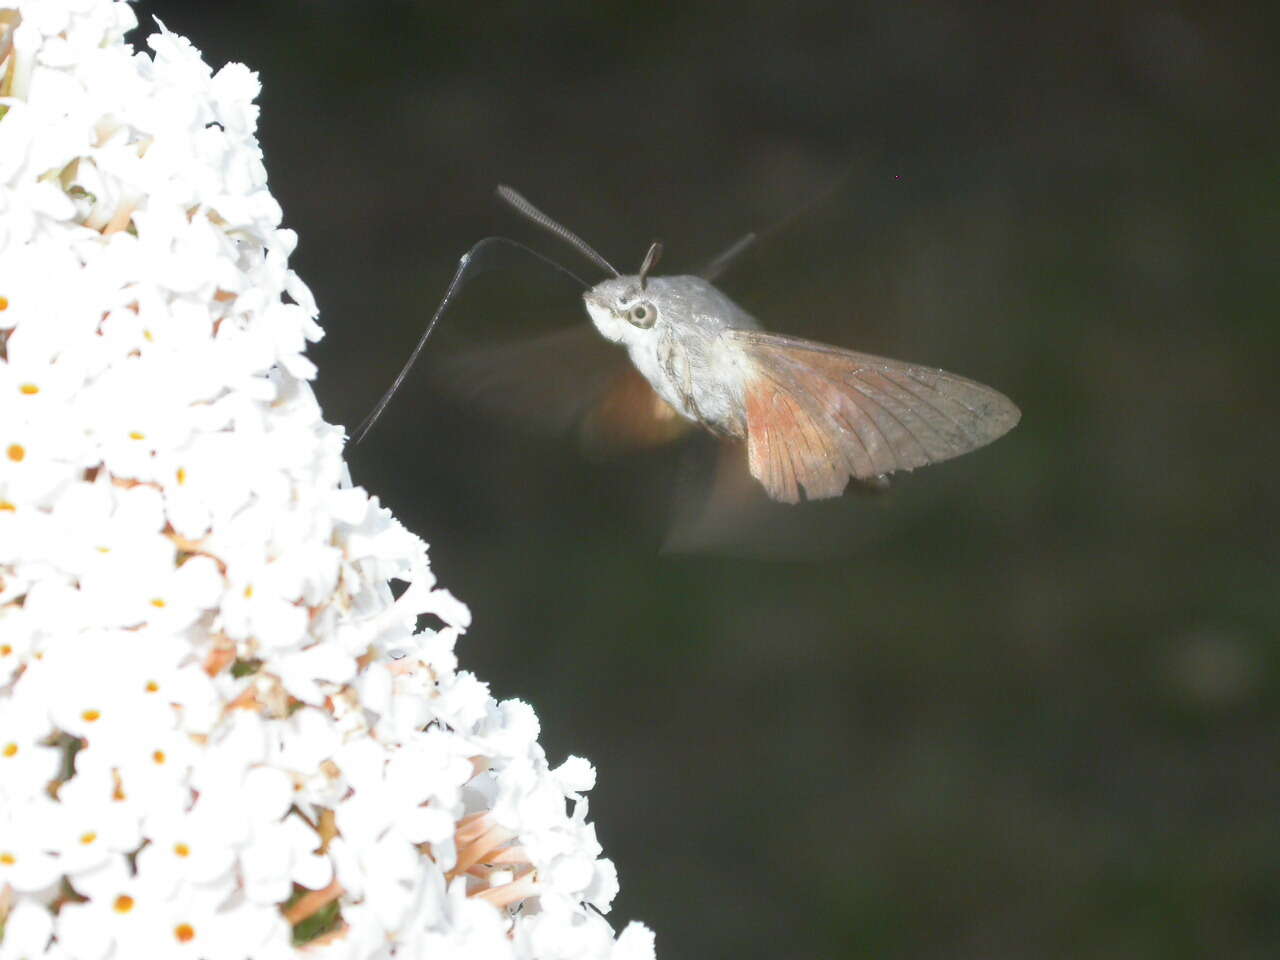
[627,302,655,328]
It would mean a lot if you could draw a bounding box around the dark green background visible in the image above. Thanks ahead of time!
[138,2,1279,956]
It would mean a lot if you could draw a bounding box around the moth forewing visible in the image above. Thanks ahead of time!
[728,329,1021,503]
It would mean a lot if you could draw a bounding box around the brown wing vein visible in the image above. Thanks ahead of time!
[851,369,973,455]
[758,348,921,489]
[762,353,900,476]
[892,369,997,445]
[824,390,879,478]
[878,369,979,443]
[777,381,834,498]
[808,351,1008,464]
[750,365,837,499]
[905,369,987,421]
[779,395,809,501]
[903,367,1019,441]
[843,377,937,467]
[772,345,958,471]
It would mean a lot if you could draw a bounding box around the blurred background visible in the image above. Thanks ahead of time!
[138,1,1279,956]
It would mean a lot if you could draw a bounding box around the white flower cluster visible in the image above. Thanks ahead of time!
[0,3,654,958]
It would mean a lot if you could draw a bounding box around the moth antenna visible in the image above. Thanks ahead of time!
[496,184,620,278]
[698,167,854,281]
[637,240,663,290]
[353,236,588,444]
[699,232,756,282]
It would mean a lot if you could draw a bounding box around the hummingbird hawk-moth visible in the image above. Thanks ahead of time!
[355,186,1020,504]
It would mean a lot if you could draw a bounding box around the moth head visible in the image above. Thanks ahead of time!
[583,278,659,344]
[584,245,664,344]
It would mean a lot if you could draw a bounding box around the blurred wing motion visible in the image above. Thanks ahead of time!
[437,324,692,456]
[580,365,695,456]
[729,329,1020,503]
[661,435,894,558]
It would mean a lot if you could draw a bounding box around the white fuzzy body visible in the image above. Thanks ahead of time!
[583,275,760,438]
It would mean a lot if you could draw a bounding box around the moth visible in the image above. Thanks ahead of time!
[356,186,1020,504]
